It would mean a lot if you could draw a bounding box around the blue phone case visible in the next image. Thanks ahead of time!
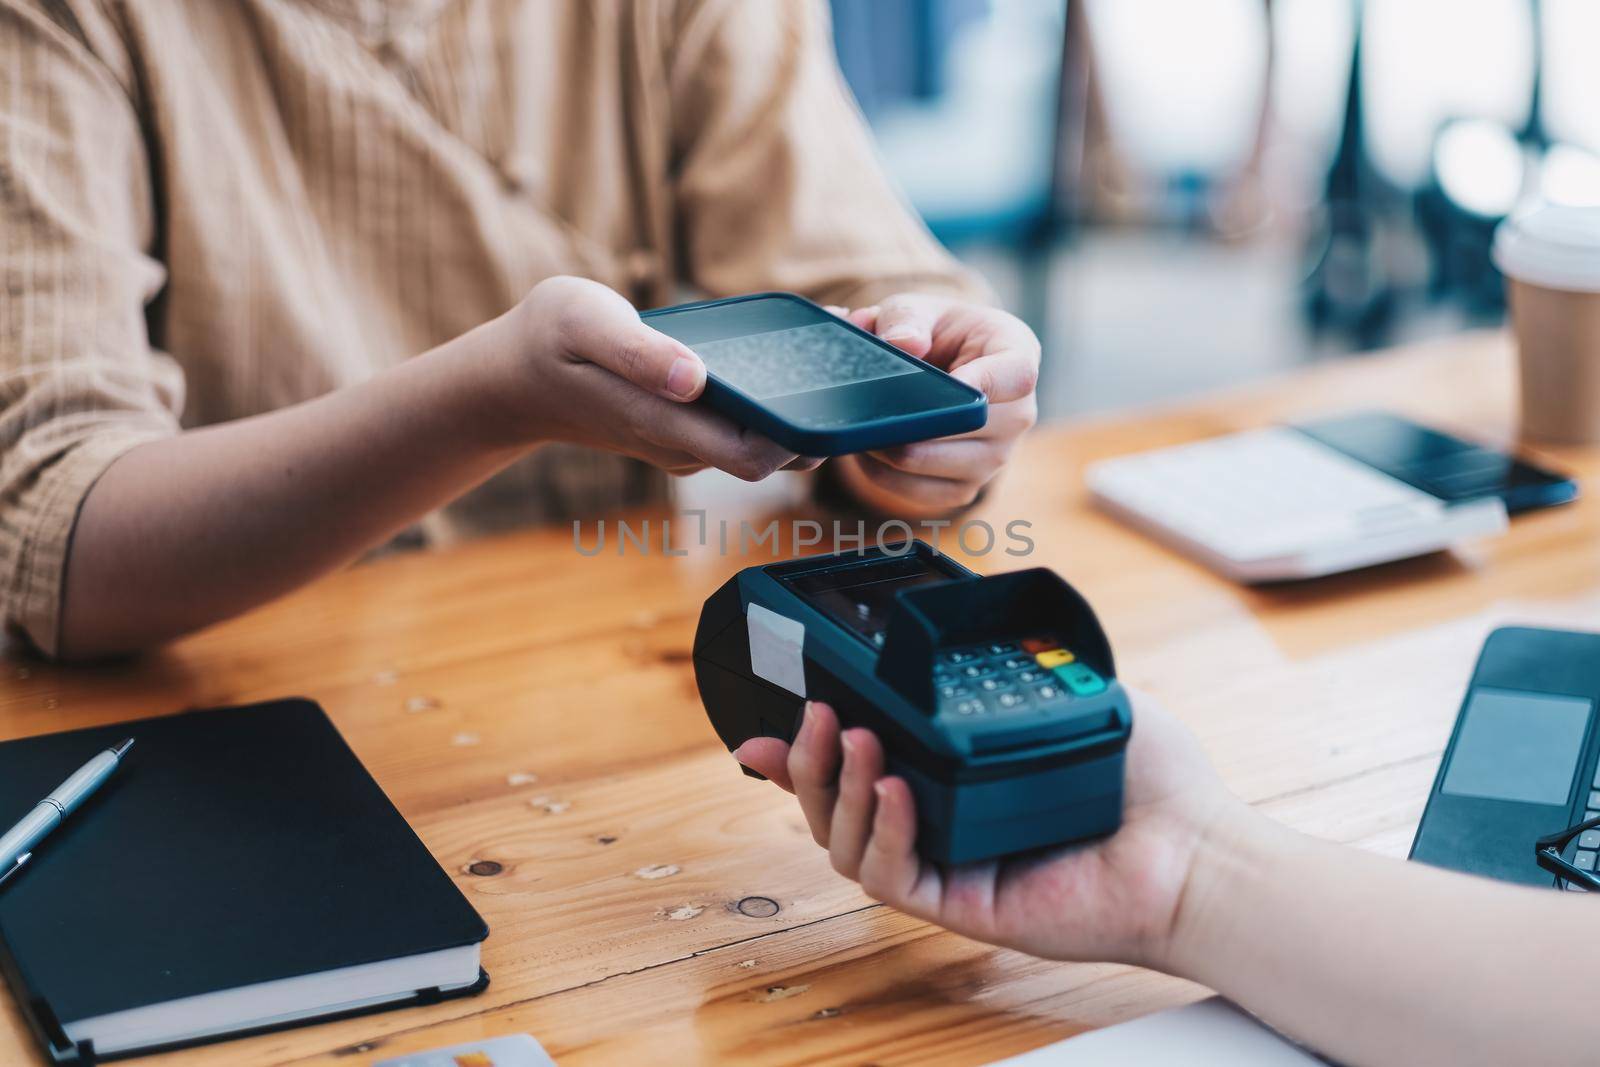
[642,293,987,456]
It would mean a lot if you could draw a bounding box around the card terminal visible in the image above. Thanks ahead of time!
[693,541,1133,864]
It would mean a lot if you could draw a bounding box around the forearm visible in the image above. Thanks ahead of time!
[1169,806,1592,1067]
[59,317,523,658]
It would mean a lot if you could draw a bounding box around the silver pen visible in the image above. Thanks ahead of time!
[0,738,134,888]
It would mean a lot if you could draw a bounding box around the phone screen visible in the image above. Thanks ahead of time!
[1294,412,1578,514]
[645,295,980,430]
[690,322,920,400]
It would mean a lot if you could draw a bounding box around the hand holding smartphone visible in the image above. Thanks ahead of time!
[643,293,988,456]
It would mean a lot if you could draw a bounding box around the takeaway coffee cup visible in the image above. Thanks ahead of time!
[1493,205,1600,444]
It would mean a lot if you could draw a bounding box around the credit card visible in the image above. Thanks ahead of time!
[373,1034,556,1067]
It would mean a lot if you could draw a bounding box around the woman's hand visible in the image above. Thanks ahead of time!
[827,295,1040,514]
[483,276,816,480]
[733,693,1245,970]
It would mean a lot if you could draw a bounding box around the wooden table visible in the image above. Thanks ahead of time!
[3,331,1596,1066]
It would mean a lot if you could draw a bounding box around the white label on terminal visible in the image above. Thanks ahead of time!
[747,603,807,697]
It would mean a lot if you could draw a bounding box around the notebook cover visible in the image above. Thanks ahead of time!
[0,699,489,1063]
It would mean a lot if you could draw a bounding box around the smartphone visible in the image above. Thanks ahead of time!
[642,292,987,456]
[1294,411,1578,514]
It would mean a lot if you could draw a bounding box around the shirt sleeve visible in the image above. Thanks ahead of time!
[0,2,184,656]
[667,0,994,309]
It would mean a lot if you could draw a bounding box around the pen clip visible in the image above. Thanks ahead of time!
[0,852,30,888]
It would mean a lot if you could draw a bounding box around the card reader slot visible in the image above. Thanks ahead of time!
[970,709,1117,754]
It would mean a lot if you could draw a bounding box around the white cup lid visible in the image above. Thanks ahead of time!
[1493,205,1600,293]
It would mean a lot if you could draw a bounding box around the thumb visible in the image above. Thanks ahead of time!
[594,322,707,402]
[558,283,707,401]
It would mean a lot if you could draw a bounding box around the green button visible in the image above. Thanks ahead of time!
[1053,662,1106,696]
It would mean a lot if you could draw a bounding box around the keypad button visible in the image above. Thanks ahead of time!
[996,691,1029,710]
[942,649,978,665]
[1565,881,1589,892]
[1592,763,1600,789]
[1054,661,1107,696]
[1035,649,1076,669]
[954,699,986,716]
[959,663,992,680]
[1588,809,1600,824]
[938,684,971,700]
[999,655,1032,671]
[979,676,1012,693]
[1016,669,1045,684]
[1580,830,1600,850]
[1021,637,1059,654]
[1576,850,1596,871]
[1590,791,1600,811]
[987,642,1019,656]
[1034,683,1066,703]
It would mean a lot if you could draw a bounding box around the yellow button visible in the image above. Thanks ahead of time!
[1035,648,1075,669]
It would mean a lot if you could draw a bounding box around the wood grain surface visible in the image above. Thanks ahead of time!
[2,331,1595,1066]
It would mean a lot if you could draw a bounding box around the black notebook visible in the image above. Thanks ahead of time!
[0,699,489,1063]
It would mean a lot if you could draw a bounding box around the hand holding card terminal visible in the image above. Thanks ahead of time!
[693,542,1133,864]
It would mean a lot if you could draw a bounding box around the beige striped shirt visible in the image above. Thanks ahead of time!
[0,0,982,654]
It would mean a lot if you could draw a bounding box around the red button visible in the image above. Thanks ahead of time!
[1020,636,1060,654]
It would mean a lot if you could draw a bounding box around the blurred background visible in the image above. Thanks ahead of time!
[827,0,1600,420]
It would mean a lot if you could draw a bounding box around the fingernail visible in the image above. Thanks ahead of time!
[840,732,856,759]
[665,355,702,399]
[882,326,919,341]
[732,741,751,764]
[873,781,889,800]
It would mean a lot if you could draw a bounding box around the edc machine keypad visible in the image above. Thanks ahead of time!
[934,638,1106,717]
